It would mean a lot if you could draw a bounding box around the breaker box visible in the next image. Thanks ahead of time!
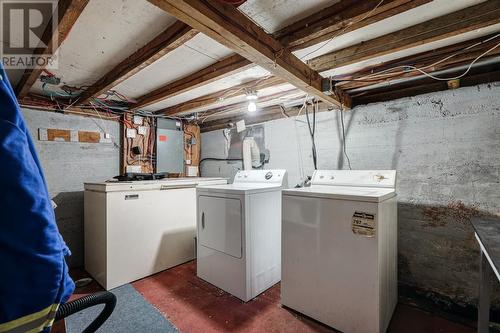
[156,119,184,174]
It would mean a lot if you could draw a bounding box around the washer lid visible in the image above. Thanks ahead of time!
[282,185,396,202]
[311,170,396,188]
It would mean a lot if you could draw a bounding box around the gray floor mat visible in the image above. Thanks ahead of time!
[65,284,178,333]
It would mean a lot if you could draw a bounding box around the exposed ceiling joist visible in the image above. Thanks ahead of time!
[199,88,305,131]
[200,104,285,132]
[200,62,500,133]
[131,54,252,110]
[308,0,500,72]
[147,0,345,108]
[15,0,90,98]
[275,0,432,51]
[336,33,500,91]
[199,88,302,121]
[78,21,198,104]
[351,62,500,105]
[135,0,431,112]
[19,94,119,121]
[159,76,285,116]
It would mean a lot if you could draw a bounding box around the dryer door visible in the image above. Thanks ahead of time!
[198,195,242,258]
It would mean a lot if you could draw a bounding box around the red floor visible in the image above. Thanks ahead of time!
[71,261,474,333]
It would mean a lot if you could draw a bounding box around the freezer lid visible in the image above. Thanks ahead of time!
[282,185,396,202]
[84,177,227,192]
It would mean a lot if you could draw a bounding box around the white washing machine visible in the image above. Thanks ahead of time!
[196,169,288,302]
[281,170,397,333]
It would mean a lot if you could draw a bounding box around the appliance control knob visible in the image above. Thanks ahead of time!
[265,172,273,180]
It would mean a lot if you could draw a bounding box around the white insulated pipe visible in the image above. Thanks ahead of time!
[242,137,260,170]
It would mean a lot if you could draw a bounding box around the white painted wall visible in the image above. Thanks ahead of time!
[21,108,120,267]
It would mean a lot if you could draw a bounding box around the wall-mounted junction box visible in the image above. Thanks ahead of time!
[133,116,143,125]
[126,128,136,138]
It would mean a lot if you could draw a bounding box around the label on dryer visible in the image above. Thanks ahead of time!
[352,211,375,237]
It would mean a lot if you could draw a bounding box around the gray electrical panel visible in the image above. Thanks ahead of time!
[156,119,184,174]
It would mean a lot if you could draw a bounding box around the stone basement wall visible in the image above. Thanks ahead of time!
[21,108,120,268]
[201,82,500,312]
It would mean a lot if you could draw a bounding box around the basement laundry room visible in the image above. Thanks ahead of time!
[1,0,500,332]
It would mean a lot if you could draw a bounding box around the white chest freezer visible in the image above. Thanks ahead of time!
[84,177,227,290]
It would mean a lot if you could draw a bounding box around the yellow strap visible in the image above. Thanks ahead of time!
[0,303,59,333]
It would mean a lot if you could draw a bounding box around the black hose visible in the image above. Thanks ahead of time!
[55,291,116,333]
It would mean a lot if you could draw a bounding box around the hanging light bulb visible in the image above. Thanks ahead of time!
[247,101,257,112]
[245,89,258,112]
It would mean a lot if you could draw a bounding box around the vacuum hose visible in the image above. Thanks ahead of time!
[55,291,117,333]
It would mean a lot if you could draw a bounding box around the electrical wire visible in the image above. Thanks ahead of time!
[294,117,305,181]
[399,41,500,81]
[339,105,352,170]
[304,100,317,170]
[343,33,500,84]
[89,101,109,134]
[300,0,385,60]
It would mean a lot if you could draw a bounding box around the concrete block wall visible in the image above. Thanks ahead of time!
[21,108,120,268]
[201,82,500,309]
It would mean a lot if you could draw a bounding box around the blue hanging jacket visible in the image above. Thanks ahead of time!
[0,64,74,333]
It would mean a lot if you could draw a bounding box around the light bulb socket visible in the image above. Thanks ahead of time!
[245,89,258,100]
[247,101,257,112]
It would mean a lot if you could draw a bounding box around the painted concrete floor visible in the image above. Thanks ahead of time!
[72,261,474,333]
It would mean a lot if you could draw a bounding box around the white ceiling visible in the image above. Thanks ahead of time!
[112,33,234,99]
[142,65,271,112]
[238,0,338,34]
[28,0,176,93]
[294,0,488,61]
[10,0,500,115]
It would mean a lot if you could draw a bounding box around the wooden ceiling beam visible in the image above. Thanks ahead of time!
[351,62,500,106]
[308,0,500,72]
[199,88,307,132]
[133,0,430,111]
[147,0,344,108]
[15,0,90,98]
[77,21,198,104]
[198,88,302,119]
[131,54,252,110]
[159,76,285,116]
[18,94,120,121]
[336,34,500,91]
[200,104,285,132]
[200,63,500,132]
[276,0,432,51]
